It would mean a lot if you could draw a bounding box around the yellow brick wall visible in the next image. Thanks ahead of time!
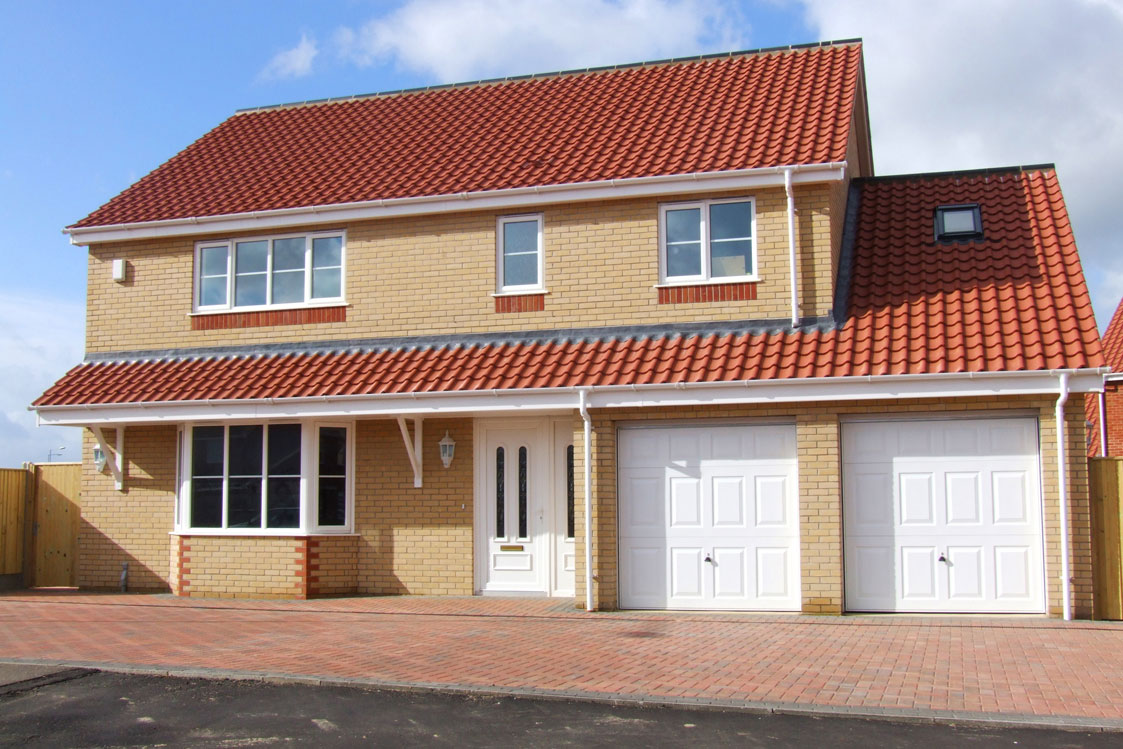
[577,395,1092,616]
[354,417,475,595]
[178,536,305,599]
[308,534,359,597]
[85,185,844,354]
[77,426,176,592]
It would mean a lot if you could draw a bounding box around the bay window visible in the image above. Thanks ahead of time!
[195,231,345,312]
[180,422,352,534]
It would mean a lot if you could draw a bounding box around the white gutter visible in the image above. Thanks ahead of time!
[33,367,1109,427]
[784,167,799,328]
[578,388,594,612]
[1056,372,1072,621]
[64,162,849,246]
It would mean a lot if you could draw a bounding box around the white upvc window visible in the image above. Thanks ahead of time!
[496,214,544,293]
[177,421,353,535]
[659,197,757,283]
[194,230,346,312]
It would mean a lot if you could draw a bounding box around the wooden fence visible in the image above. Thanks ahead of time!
[0,463,81,588]
[1091,457,1123,620]
[0,468,27,577]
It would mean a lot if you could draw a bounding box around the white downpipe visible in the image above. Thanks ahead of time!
[1056,373,1072,620]
[784,167,799,328]
[578,388,594,612]
[1100,390,1108,457]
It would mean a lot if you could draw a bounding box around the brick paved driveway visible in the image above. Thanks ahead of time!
[2,591,1123,725]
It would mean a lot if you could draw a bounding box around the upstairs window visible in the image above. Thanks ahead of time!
[935,204,983,242]
[660,198,756,283]
[496,214,544,292]
[195,231,345,312]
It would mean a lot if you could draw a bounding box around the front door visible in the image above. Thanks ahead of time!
[476,421,549,593]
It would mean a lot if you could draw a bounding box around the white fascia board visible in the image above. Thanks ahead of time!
[64,163,847,246]
[33,368,1106,427]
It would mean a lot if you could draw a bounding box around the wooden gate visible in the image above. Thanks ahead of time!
[29,463,81,587]
[1091,457,1123,620]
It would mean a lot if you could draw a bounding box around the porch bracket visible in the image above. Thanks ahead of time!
[91,425,125,491]
[397,416,423,488]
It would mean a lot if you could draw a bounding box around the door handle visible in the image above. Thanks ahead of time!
[704,553,713,563]
[938,553,947,563]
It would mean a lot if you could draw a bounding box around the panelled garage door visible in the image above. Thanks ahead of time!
[618,424,799,611]
[842,417,1045,613]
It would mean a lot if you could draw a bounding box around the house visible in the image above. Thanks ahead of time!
[34,39,1106,618]
[1087,298,1123,456]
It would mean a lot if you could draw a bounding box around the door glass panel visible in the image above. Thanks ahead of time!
[566,444,575,540]
[495,447,505,538]
[518,446,528,539]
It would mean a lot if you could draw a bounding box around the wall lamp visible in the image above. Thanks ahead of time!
[439,431,456,468]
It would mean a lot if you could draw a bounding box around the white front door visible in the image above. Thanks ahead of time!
[475,420,549,594]
[842,417,1045,613]
[618,424,800,611]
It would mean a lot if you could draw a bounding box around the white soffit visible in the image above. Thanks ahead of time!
[33,368,1107,426]
[64,163,847,246]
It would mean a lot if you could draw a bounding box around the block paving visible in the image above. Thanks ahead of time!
[2,591,1123,725]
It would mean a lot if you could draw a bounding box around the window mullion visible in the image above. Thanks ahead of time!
[700,201,711,281]
[304,238,313,305]
[261,425,269,530]
[221,425,230,530]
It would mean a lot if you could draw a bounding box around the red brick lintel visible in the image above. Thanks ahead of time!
[658,281,757,305]
[191,305,347,330]
[495,294,546,313]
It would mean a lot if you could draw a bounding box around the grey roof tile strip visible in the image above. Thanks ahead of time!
[833,181,862,326]
[83,316,837,365]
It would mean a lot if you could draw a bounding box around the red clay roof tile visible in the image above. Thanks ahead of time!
[72,43,862,229]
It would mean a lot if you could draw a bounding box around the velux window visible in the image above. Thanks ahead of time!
[660,198,756,282]
[182,422,351,534]
[935,204,983,242]
[196,231,344,311]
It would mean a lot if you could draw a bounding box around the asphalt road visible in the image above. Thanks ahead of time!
[0,670,1115,748]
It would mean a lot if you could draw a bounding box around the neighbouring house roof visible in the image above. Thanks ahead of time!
[1101,296,1123,372]
[35,166,1103,410]
[70,41,864,230]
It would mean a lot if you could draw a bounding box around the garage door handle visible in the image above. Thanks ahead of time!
[704,555,713,563]
[938,553,947,563]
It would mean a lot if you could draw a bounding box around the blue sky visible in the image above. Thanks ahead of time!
[2,0,1122,466]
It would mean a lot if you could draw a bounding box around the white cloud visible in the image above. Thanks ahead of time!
[259,33,319,81]
[799,0,1123,329]
[0,291,84,467]
[333,0,746,82]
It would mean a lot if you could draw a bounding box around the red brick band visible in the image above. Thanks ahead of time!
[191,306,347,331]
[494,294,546,313]
[658,282,757,305]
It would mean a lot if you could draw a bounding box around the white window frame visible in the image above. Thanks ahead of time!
[658,197,758,284]
[175,420,355,536]
[193,229,347,313]
[495,214,545,294]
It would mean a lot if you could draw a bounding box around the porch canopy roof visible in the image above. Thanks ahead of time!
[35,167,1105,424]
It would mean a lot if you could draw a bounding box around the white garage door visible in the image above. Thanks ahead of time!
[843,417,1045,613]
[618,424,800,611]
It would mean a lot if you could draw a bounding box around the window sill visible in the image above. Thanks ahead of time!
[654,277,759,288]
[190,302,349,316]
[171,530,359,537]
[490,290,548,298]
